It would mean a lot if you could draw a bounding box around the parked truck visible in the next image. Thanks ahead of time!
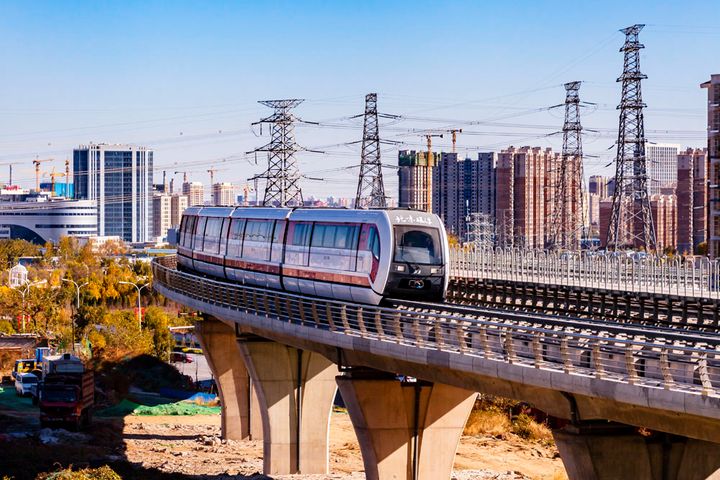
[38,353,94,429]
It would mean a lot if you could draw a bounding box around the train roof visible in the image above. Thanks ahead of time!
[230,207,292,220]
[289,208,387,223]
[198,207,235,217]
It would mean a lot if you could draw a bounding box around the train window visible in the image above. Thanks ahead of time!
[368,226,380,260]
[193,217,208,251]
[203,217,223,254]
[393,226,442,265]
[227,219,246,257]
[271,221,286,263]
[179,216,187,246]
[311,224,359,250]
[243,220,272,261]
[291,222,311,246]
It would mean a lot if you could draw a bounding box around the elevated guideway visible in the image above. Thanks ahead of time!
[449,247,720,330]
[153,255,720,480]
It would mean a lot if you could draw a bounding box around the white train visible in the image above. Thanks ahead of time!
[176,207,449,305]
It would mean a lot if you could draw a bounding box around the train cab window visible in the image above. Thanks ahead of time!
[227,219,246,257]
[243,220,273,261]
[393,227,442,265]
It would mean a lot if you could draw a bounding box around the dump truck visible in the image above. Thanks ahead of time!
[38,353,94,429]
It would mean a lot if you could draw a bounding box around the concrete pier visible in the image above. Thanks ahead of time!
[237,337,337,475]
[337,371,475,480]
[554,422,720,480]
[195,317,252,440]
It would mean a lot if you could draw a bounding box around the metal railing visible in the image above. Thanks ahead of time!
[153,256,720,400]
[450,246,720,299]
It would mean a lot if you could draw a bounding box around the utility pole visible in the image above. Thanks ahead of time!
[448,129,462,153]
[251,99,305,206]
[422,134,443,213]
[606,24,656,252]
[548,81,584,252]
[355,93,387,208]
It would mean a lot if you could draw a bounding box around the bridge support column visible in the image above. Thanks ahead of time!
[195,317,258,440]
[237,338,336,475]
[337,371,475,480]
[554,422,720,480]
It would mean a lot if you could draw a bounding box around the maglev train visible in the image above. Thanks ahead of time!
[176,207,449,305]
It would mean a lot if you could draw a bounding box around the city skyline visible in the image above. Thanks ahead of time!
[0,2,717,200]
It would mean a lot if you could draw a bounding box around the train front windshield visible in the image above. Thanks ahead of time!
[393,226,443,265]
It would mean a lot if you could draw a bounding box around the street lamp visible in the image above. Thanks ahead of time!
[14,280,47,333]
[119,281,150,329]
[62,278,89,353]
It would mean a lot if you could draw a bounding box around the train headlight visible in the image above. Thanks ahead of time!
[430,268,438,274]
[396,265,405,272]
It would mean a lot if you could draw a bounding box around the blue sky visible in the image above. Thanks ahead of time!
[0,1,717,199]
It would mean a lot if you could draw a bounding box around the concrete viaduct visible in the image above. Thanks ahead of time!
[153,256,720,480]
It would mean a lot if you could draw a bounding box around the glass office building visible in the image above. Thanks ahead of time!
[74,144,153,243]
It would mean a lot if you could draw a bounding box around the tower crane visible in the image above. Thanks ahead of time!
[43,168,66,197]
[447,129,463,153]
[33,158,54,191]
[174,171,190,183]
[0,162,20,187]
[421,133,443,213]
[207,168,218,186]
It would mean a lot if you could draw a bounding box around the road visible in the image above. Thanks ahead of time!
[170,353,212,384]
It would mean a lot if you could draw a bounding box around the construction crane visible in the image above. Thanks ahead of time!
[207,168,218,186]
[64,158,70,198]
[174,171,190,183]
[447,129,463,153]
[422,134,443,213]
[43,168,66,197]
[241,183,254,206]
[33,158,53,191]
[0,162,20,187]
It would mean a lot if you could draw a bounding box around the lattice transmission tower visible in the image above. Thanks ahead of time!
[355,93,386,208]
[252,99,305,206]
[606,24,656,251]
[548,81,584,251]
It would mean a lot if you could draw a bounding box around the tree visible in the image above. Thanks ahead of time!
[0,239,40,271]
[143,306,174,361]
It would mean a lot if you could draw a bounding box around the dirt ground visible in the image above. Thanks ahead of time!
[0,407,566,480]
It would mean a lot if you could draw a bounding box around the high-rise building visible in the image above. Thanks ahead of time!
[170,194,188,227]
[73,143,153,243]
[495,146,560,249]
[152,194,171,240]
[702,75,720,257]
[398,150,439,211]
[677,148,707,255]
[646,143,681,195]
[588,175,610,198]
[651,193,677,253]
[183,181,204,206]
[432,152,496,239]
[212,183,236,206]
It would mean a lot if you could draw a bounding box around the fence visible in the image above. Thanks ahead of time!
[450,247,720,299]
